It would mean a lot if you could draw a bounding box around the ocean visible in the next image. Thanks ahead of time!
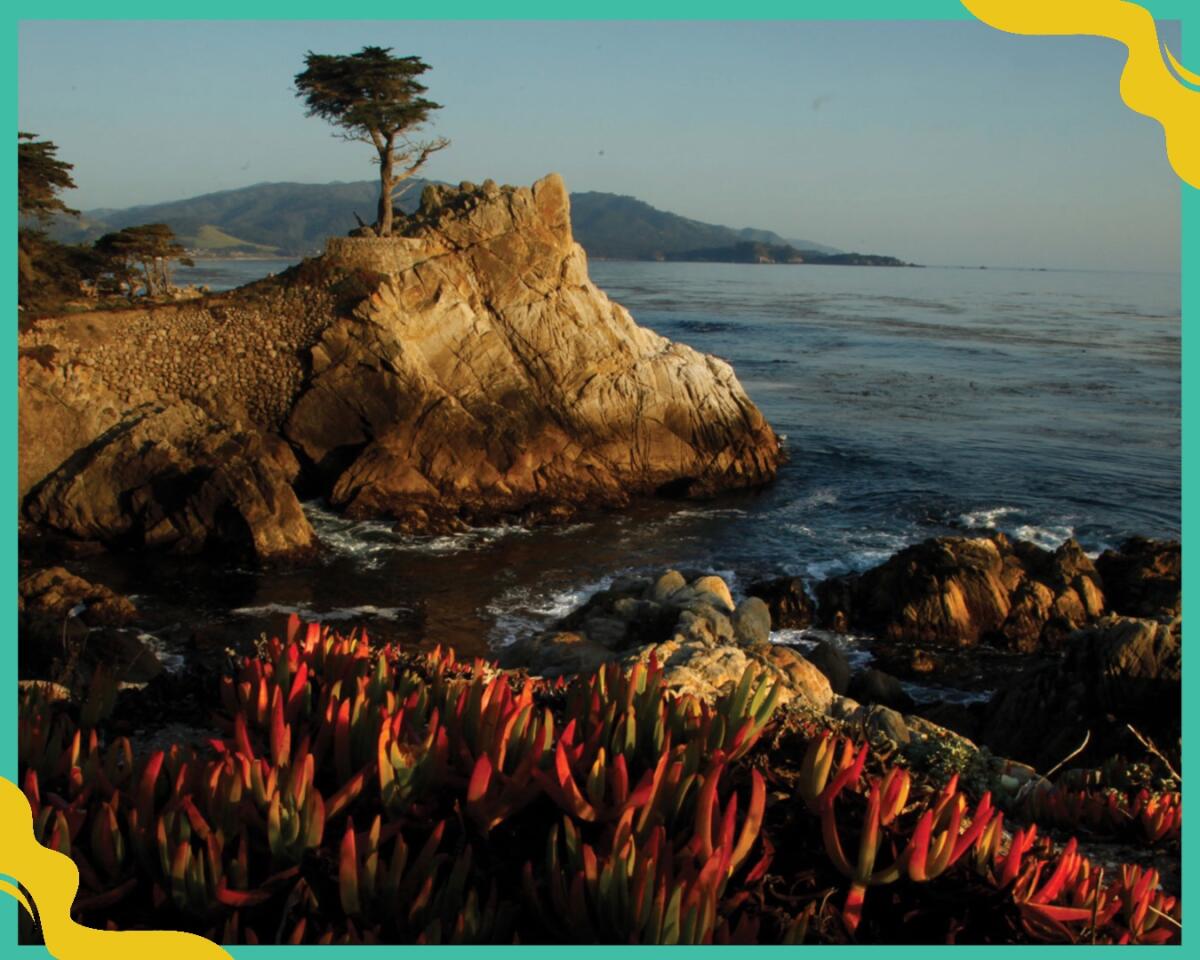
[112,258,1180,684]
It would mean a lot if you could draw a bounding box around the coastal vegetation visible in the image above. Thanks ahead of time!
[294,46,449,238]
[18,134,195,314]
[16,614,1180,944]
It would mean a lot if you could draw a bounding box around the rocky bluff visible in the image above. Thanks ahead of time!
[19,174,781,560]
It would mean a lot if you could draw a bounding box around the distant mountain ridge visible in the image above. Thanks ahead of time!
[46,178,851,261]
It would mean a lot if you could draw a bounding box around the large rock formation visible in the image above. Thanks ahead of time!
[25,401,315,560]
[19,174,780,558]
[1095,537,1180,621]
[815,533,1108,651]
[978,616,1181,770]
[285,175,780,528]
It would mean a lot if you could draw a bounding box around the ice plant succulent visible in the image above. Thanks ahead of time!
[15,617,1180,945]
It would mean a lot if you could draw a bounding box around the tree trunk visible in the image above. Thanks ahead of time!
[377,143,395,237]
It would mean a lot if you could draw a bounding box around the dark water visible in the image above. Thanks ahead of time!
[81,259,1181,679]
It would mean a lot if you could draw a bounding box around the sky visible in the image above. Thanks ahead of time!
[18,19,1184,271]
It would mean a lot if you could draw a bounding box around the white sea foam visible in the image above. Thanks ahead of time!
[486,573,623,647]
[771,627,875,671]
[135,631,187,674]
[303,499,534,565]
[958,506,1019,529]
[1013,523,1075,551]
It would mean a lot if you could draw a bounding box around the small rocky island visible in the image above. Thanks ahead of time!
[19,174,781,561]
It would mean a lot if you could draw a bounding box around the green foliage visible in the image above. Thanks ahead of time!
[294,46,441,144]
[294,46,449,236]
[19,132,78,221]
[94,223,195,298]
[18,229,106,313]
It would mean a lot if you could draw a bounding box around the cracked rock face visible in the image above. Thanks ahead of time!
[19,173,780,559]
[287,174,781,528]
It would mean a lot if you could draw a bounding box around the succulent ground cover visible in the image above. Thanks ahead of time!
[17,617,1181,945]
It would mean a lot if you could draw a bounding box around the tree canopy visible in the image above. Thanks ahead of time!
[294,46,449,237]
[94,224,194,299]
[19,132,79,221]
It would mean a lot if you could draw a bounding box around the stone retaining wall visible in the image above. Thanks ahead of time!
[20,283,336,431]
[324,236,428,275]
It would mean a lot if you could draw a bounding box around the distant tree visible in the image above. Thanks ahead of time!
[18,132,79,221]
[95,224,194,299]
[294,46,449,237]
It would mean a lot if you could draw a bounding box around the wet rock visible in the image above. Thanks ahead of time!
[849,668,915,711]
[732,596,772,647]
[755,645,834,713]
[815,533,1107,652]
[806,639,850,695]
[978,616,1180,771]
[1096,537,1180,620]
[19,606,163,686]
[865,705,911,747]
[19,566,137,626]
[746,576,815,628]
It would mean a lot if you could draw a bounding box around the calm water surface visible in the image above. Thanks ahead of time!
[97,259,1180,674]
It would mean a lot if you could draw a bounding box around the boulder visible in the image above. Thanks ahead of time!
[978,616,1180,771]
[497,631,614,677]
[746,576,815,628]
[731,596,772,647]
[19,566,137,626]
[849,668,915,711]
[754,645,834,713]
[1096,537,1180,620]
[19,574,164,687]
[806,639,851,694]
[503,569,834,712]
[23,402,315,563]
[816,533,1107,652]
[649,570,687,602]
[631,639,754,703]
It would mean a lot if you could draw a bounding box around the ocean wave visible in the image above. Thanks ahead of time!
[486,574,622,647]
[303,499,536,564]
[797,488,840,509]
[1013,523,1075,551]
[770,627,875,671]
[957,505,1019,529]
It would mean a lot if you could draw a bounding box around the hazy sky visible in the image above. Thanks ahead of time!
[19,19,1183,271]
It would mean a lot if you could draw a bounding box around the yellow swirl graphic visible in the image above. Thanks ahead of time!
[0,776,232,960]
[961,0,1200,189]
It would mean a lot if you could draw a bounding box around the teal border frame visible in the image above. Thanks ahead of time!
[7,2,1193,954]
